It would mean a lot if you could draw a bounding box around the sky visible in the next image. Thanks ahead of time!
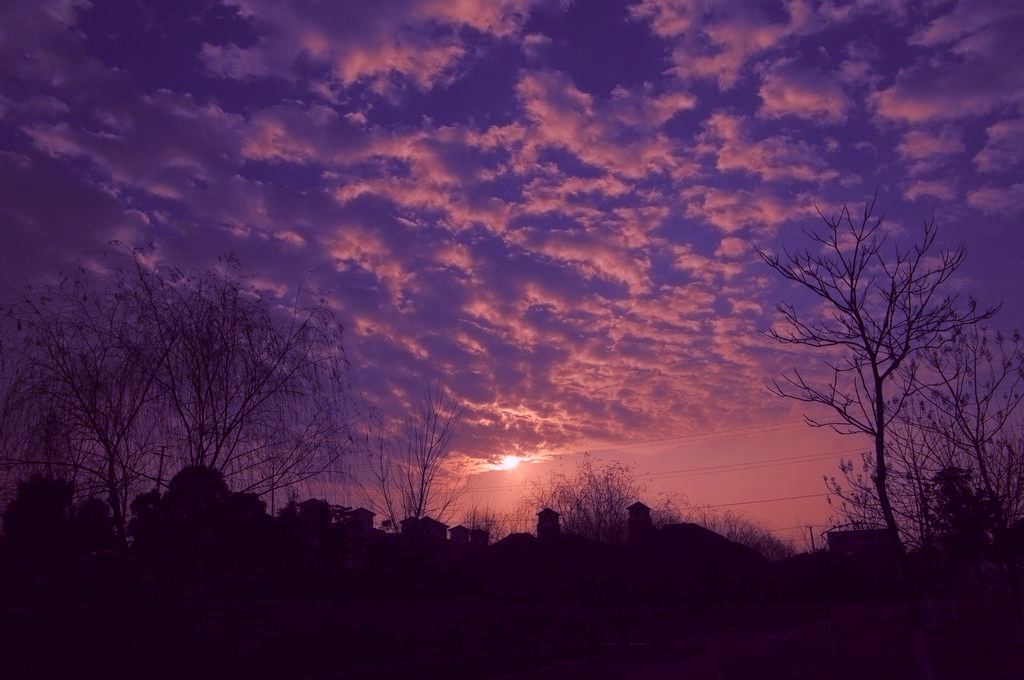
[2,0,1023,541]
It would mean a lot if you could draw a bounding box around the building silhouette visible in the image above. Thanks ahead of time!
[628,501,654,545]
[449,524,470,544]
[536,508,560,541]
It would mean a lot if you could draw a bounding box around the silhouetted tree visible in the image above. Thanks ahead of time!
[929,466,992,570]
[827,402,958,552]
[128,252,360,502]
[129,465,273,590]
[923,323,1024,611]
[759,195,993,668]
[1,250,362,538]
[1,265,166,543]
[363,385,465,528]
[528,456,641,544]
[2,475,75,586]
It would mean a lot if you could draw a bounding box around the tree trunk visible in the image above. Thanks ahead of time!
[873,382,932,680]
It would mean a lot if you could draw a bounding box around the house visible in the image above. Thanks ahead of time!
[399,516,449,542]
[449,525,471,544]
[297,498,331,528]
[826,528,893,557]
[333,507,375,533]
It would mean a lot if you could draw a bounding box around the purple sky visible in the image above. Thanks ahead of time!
[2,1,1022,536]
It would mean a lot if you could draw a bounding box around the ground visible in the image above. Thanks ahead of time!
[487,598,1024,680]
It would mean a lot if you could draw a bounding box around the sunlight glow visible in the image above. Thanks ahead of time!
[494,455,522,471]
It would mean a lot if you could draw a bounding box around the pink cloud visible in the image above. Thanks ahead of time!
[897,128,964,160]
[974,118,1024,172]
[515,70,693,179]
[683,185,809,233]
[715,236,748,258]
[631,0,819,89]
[203,0,550,94]
[700,112,838,183]
[966,183,1024,215]
[758,58,849,123]
[873,1,1024,122]
[902,179,957,202]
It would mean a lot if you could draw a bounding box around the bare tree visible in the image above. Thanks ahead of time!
[0,250,360,536]
[129,254,358,502]
[459,503,526,542]
[922,323,1024,611]
[528,455,641,544]
[363,384,466,528]
[1,265,166,542]
[758,195,993,643]
[827,403,958,552]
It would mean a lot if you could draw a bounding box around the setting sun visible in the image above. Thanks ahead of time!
[494,455,522,471]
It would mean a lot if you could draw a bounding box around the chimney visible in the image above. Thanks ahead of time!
[537,508,560,541]
[628,501,653,545]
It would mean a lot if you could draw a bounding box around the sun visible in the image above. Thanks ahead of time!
[494,455,522,471]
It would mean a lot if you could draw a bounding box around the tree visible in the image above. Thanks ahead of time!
[922,323,1024,611]
[363,385,466,528]
[128,253,359,503]
[827,402,958,552]
[1,475,75,588]
[1,250,360,538]
[2,265,166,543]
[528,455,641,544]
[759,195,993,641]
[929,466,992,570]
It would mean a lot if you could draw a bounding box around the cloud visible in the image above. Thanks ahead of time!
[203,0,552,94]
[873,1,1024,122]
[897,128,964,161]
[758,58,850,123]
[974,118,1024,173]
[895,127,965,176]
[700,112,838,182]
[0,0,1019,476]
[683,185,809,233]
[966,183,1024,215]
[630,0,818,88]
[903,179,957,202]
[514,69,695,179]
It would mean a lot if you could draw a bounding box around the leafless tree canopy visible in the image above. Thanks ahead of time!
[0,250,360,539]
[760,195,994,635]
[921,323,1024,609]
[528,455,642,545]
[362,384,466,529]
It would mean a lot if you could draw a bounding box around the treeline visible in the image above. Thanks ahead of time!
[0,250,360,544]
[1,464,386,602]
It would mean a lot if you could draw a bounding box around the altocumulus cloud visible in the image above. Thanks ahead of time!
[0,0,1021,466]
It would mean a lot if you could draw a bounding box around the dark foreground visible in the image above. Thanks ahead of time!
[3,595,1022,679]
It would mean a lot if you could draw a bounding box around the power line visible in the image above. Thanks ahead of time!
[705,493,828,509]
[640,447,864,480]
